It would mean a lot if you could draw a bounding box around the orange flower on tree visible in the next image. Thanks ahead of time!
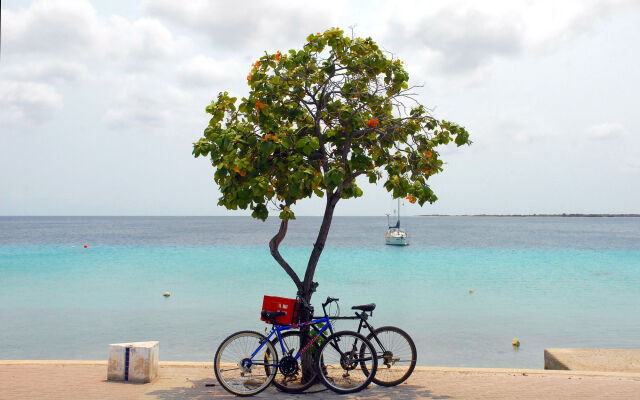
[233,166,246,176]
[247,73,253,81]
[275,51,281,61]
[426,150,432,158]
[406,195,417,204]
[366,118,379,128]
[254,101,265,111]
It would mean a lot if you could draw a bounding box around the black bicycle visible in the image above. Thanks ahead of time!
[270,297,417,393]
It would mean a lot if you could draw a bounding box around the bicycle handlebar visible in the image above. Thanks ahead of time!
[322,296,339,308]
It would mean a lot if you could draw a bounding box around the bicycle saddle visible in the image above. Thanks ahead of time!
[261,310,286,320]
[351,303,376,312]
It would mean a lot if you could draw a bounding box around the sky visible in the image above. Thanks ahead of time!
[1,0,639,216]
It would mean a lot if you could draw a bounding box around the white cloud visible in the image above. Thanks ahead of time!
[587,123,627,140]
[142,0,334,50]
[1,0,195,127]
[386,8,523,76]
[377,0,640,85]
[2,61,89,83]
[103,16,191,70]
[2,0,100,55]
[514,0,640,49]
[177,55,240,88]
[0,81,63,123]
[624,159,640,175]
[2,0,189,69]
[102,80,190,130]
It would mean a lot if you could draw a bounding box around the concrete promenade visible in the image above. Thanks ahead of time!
[1,361,639,400]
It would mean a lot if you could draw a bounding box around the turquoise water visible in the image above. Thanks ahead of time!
[1,217,639,368]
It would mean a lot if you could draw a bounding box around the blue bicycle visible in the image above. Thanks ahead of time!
[214,297,378,396]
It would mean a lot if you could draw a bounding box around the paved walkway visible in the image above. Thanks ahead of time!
[1,361,639,399]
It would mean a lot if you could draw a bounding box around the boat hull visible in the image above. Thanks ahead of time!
[385,236,409,246]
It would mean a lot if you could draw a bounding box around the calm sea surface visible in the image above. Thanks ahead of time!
[1,216,639,368]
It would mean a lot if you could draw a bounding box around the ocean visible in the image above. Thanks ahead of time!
[1,216,639,368]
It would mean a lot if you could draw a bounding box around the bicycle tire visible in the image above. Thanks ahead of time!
[316,330,377,394]
[214,330,277,396]
[269,330,319,393]
[364,326,417,386]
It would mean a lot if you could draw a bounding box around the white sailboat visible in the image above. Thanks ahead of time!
[385,198,409,246]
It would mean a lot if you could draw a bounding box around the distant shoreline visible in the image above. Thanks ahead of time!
[1,214,639,218]
[419,214,640,217]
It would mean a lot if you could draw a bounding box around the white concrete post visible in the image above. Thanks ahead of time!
[107,341,159,383]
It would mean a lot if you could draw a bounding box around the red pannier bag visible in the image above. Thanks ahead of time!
[261,295,299,325]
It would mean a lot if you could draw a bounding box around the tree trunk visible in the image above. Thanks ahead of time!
[266,193,340,382]
[298,192,340,380]
[302,192,340,299]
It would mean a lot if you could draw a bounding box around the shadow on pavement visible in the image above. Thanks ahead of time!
[146,378,452,399]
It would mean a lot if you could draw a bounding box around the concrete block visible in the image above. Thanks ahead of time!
[108,341,159,383]
[544,348,640,372]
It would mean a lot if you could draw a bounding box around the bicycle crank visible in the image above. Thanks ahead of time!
[278,355,299,377]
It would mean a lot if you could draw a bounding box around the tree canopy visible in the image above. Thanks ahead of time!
[193,27,470,224]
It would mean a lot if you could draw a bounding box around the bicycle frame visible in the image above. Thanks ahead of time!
[246,315,334,368]
[330,312,387,355]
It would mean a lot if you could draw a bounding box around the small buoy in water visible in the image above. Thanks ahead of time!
[163,292,171,297]
[512,338,520,347]
[83,244,88,248]
[469,289,473,294]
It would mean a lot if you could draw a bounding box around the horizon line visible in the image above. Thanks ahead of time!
[1,214,639,218]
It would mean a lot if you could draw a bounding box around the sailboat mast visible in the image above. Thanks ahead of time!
[397,198,401,227]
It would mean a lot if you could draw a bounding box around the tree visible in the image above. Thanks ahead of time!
[193,26,470,314]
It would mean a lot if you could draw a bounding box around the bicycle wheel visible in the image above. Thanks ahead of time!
[365,326,417,386]
[316,330,377,394]
[269,330,318,393]
[214,330,277,396]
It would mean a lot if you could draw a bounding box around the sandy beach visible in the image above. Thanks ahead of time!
[1,360,639,399]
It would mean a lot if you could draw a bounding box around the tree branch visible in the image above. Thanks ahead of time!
[269,219,303,291]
